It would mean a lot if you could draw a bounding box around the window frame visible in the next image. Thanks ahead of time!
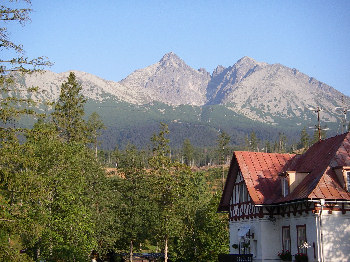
[296,224,307,254]
[282,177,289,197]
[346,171,350,191]
[238,182,248,203]
[282,226,291,252]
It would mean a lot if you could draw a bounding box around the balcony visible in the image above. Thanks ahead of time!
[218,254,253,262]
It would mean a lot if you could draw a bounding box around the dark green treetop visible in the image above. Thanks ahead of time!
[52,72,87,143]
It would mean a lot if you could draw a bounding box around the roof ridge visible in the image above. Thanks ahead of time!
[281,132,350,202]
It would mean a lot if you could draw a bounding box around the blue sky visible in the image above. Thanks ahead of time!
[9,0,350,96]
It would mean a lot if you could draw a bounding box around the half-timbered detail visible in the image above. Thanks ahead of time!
[218,132,350,262]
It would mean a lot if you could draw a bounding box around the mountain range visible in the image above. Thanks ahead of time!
[11,52,350,149]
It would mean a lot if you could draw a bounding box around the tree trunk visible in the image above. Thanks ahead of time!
[164,237,168,262]
[130,240,133,262]
[94,137,98,159]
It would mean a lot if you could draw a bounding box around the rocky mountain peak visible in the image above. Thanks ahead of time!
[212,65,226,77]
[15,53,349,127]
[236,56,257,65]
[159,52,186,68]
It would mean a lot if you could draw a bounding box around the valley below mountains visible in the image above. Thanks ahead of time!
[14,52,350,149]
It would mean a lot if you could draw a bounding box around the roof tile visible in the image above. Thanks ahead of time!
[219,132,350,211]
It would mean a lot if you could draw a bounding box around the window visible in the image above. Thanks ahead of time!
[238,183,248,203]
[282,226,291,251]
[297,225,307,254]
[239,238,250,254]
[282,177,289,197]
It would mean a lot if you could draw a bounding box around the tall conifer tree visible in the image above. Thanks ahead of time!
[52,72,87,143]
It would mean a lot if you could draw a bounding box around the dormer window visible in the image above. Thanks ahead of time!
[282,177,289,197]
[332,166,350,191]
[279,172,289,197]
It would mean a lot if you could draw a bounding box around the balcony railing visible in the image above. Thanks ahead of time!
[218,254,253,262]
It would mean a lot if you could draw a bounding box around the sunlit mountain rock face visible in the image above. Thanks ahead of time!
[10,52,349,148]
[18,52,347,124]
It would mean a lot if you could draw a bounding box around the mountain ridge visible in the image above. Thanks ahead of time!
[6,52,350,149]
[13,52,349,126]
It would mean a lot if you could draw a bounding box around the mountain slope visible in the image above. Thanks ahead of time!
[119,52,211,106]
[17,53,348,125]
[7,53,350,149]
[211,57,346,123]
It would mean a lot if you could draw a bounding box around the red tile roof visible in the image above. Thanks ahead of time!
[218,132,350,211]
[282,132,350,202]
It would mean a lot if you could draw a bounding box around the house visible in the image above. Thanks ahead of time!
[218,132,350,262]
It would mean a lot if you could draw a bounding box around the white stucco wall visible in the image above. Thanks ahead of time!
[228,212,350,262]
[318,211,350,262]
[279,214,319,261]
[229,217,282,262]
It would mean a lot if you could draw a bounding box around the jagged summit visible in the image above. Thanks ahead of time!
[212,65,226,77]
[15,53,349,125]
[161,52,181,60]
[159,52,186,67]
[236,56,257,64]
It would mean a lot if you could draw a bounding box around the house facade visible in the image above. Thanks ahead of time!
[218,132,350,262]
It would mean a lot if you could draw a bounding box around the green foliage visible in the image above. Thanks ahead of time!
[245,131,259,151]
[311,126,327,145]
[190,194,228,261]
[111,145,153,254]
[0,1,50,77]
[297,127,310,151]
[0,2,51,142]
[87,112,105,157]
[83,99,318,151]
[145,123,229,261]
[148,124,179,239]
[52,72,87,143]
[216,131,231,164]
[149,122,171,171]
[0,3,53,260]
[0,121,108,261]
[182,138,194,166]
[273,133,288,153]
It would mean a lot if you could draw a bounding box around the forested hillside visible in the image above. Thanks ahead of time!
[0,5,228,259]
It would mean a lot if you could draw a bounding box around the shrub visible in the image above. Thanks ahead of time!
[278,250,292,261]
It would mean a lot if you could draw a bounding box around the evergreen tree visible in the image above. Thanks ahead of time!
[249,131,259,151]
[182,138,194,166]
[276,133,287,153]
[298,127,310,151]
[311,126,327,145]
[244,132,259,152]
[87,112,105,158]
[216,131,230,164]
[264,140,272,153]
[52,72,87,143]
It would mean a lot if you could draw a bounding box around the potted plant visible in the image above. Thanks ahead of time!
[278,250,292,261]
[232,243,239,249]
[242,242,250,248]
[294,253,308,262]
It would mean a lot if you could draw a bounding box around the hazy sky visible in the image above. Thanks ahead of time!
[8,0,350,96]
